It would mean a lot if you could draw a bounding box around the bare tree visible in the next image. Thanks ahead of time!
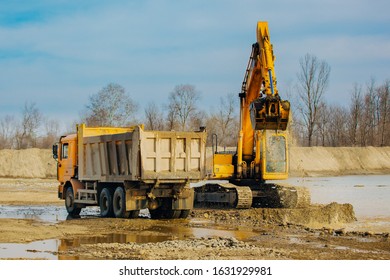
[377,80,390,146]
[316,102,330,146]
[38,118,61,148]
[296,54,331,146]
[208,93,238,147]
[190,109,208,131]
[83,83,138,127]
[168,84,200,131]
[15,102,42,149]
[360,79,377,146]
[165,102,179,131]
[144,102,164,130]
[328,105,348,147]
[0,115,17,149]
[347,83,363,146]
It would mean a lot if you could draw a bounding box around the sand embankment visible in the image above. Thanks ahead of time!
[0,147,389,178]
[289,146,390,177]
[0,148,56,178]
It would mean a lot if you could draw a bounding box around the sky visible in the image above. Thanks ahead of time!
[0,0,389,130]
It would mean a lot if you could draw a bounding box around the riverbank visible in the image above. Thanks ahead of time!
[289,146,390,177]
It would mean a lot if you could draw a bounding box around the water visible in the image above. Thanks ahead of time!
[0,222,259,259]
[0,239,59,260]
[272,175,390,218]
[0,205,101,222]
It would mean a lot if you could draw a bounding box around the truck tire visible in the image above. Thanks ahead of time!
[100,187,114,217]
[113,186,139,219]
[149,199,181,219]
[179,210,190,219]
[65,187,81,217]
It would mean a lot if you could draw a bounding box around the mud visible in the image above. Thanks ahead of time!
[0,178,389,260]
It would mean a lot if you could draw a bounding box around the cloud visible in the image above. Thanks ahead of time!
[0,0,389,126]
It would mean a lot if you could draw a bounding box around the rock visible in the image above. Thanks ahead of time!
[335,228,346,236]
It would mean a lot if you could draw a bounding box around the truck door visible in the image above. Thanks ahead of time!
[58,135,77,183]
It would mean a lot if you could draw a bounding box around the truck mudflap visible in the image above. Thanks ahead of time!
[126,189,148,211]
[172,188,194,210]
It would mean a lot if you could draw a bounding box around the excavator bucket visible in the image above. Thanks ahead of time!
[250,96,290,131]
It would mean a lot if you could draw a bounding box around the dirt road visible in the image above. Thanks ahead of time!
[0,178,389,260]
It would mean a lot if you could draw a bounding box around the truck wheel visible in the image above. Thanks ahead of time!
[113,186,139,218]
[166,210,181,219]
[149,208,163,219]
[65,187,81,217]
[150,208,181,219]
[128,210,140,218]
[100,188,114,217]
[179,210,190,219]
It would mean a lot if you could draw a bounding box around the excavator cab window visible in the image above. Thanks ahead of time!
[266,135,286,173]
[261,131,288,180]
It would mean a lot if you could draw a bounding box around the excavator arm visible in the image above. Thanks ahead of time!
[237,21,290,178]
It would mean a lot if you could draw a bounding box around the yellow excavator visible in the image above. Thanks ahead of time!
[194,21,310,208]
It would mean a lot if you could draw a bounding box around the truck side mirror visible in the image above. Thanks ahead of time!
[52,144,58,160]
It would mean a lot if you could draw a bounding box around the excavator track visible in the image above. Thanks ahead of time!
[217,183,253,209]
[193,182,252,209]
[193,182,310,209]
[252,183,310,208]
[235,186,253,208]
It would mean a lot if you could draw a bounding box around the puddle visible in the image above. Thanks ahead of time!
[0,205,150,223]
[0,205,68,222]
[0,220,260,259]
[0,205,102,223]
[0,239,59,260]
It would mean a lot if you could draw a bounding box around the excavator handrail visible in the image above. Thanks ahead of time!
[240,43,259,97]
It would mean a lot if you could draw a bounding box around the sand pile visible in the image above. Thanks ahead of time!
[193,202,357,228]
[0,148,56,178]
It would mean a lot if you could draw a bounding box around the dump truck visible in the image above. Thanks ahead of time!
[53,124,207,219]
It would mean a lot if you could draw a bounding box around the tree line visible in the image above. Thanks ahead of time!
[0,83,239,149]
[0,102,60,149]
[1,54,389,150]
[291,54,390,147]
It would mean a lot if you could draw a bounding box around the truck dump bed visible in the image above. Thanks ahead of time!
[77,124,207,183]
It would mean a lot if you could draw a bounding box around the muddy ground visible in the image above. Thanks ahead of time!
[0,178,389,260]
